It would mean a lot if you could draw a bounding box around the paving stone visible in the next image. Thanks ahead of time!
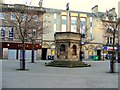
[1,59,119,88]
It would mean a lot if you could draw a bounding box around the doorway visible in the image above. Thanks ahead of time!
[97,50,101,60]
[8,49,16,60]
[42,48,47,60]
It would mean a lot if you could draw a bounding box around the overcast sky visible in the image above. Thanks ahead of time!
[4,0,120,13]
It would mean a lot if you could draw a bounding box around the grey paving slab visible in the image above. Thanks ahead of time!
[0,60,2,90]
[1,59,119,88]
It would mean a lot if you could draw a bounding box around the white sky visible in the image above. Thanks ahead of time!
[3,0,120,13]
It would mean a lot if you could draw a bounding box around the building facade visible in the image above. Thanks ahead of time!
[118,1,120,59]
[41,8,95,60]
[0,3,45,60]
[0,3,118,60]
[118,1,120,44]
[42,5,118,60]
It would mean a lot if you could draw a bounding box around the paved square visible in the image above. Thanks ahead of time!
[2,59,119,88]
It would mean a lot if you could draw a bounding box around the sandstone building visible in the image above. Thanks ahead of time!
[0,3,119,60]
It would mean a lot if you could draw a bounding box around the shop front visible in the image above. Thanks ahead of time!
[0,42,42,60]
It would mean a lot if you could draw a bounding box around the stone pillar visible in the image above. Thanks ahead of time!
[76,13,80,33]
[3,48,8,59]
[86,17,90,40]
[66,11,71,32]
[67,46,71,60]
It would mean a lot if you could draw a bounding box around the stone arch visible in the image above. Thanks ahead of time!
[42,43,49,48]
[88,45,95,50]
[82,45,87,51]
[72,44,77,55]
[50,43,55,49]
[60,44,66,55]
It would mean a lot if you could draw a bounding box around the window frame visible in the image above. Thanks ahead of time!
[9,27,14,38]
[1,27,5,37]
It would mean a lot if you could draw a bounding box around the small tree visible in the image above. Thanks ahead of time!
[102,17,120,73]
[27,13,51,63]
[5,4,45,69]
[26,13,43,63]
[26,0,51,63]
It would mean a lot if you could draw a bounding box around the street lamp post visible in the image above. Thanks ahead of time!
[66,3,70,32]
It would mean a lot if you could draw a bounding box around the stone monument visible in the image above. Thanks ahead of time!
[54,3,81,61]
[54,32,81,61]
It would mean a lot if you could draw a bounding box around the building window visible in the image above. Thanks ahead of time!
[22,14,27,21]
[71,17,77,32]
[62,16,66,32]
[80,18,86,35]
[90,17,93,27]
[90,33,93,40]
[72,45,77,55]
[9,27,14,38]
[110,37,112,44]
[11,13,16,20]
[107,26,114,32]
[107,37,113,45]
[54,13,57,32]
[1,27,5,37]
[107,37,109,44]
[33,29,36,36]
[0,13,5,19]
[54,23,56,33]
[33,15,38,21]
[90,17,93,40]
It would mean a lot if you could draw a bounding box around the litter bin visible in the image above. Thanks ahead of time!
[93,55,98,60]
[88,55,93,60]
